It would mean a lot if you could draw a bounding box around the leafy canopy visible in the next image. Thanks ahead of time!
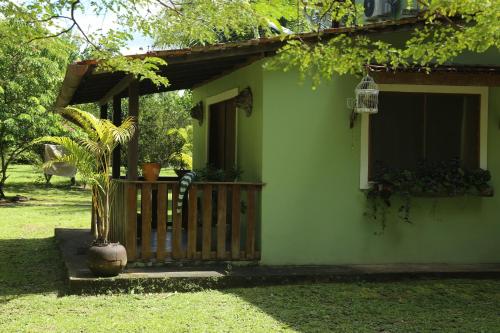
[3,0,498,90]
[0,18,75,198]
[265,0,500,87]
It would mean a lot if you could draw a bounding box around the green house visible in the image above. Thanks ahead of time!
[56,18,500,266]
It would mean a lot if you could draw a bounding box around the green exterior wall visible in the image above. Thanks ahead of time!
[192,61,264,182]
[193,51,500,266]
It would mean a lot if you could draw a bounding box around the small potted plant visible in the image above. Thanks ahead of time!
[37,107,135,277]
[141,152,161,182]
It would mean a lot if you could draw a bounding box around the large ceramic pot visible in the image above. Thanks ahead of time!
[142,162,161,181]
[87,243,127,277]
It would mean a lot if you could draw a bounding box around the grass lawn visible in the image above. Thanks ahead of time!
[1,165,500,332]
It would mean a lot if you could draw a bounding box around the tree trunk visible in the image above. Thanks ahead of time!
[0,169,7,199]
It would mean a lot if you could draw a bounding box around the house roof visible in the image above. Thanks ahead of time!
[55,17,499,107]
[56,17,428,107]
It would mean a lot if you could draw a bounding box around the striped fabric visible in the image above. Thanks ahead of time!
[177,171,197,214]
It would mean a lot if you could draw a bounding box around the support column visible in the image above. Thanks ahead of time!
[99,103,108,119]
[112,95,122,179]
[127,80,139,180]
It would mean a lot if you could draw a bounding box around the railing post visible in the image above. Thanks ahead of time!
[246,185,257,259]
[216,185,227,259]
[157,183,167,261]
[172,183,183,259]
[231,184,241,259]
[141,183,152,260]
[202,184,213,260]
[125,183,137,261]
[187,185,198,259]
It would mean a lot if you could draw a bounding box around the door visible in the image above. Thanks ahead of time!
[208,98,236,170]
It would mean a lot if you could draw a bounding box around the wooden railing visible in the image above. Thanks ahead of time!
[108,180,263,262]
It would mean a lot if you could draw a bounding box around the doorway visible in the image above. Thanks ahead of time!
[208,98,236,170]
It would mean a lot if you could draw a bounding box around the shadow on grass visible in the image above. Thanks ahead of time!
[226,284,351,332]
[225,279,500,332]
[5,183,89,197]
[0,237,67,298]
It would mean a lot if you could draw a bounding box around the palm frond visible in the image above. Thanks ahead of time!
[36,108,136,243]
[57,107,104,140]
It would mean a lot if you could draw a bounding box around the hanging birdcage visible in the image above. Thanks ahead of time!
[355,74,379,114]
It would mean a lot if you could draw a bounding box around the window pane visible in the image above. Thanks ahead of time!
[369,92,424,174]
[369,91,480,179]
[461,95,480,169]
[425,94,479,168]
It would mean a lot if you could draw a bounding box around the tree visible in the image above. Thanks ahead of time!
[265,0,500,86]
[37,108,135,242]
[0,19,75,198]
[137,92,192,167]
[5,1,497,87]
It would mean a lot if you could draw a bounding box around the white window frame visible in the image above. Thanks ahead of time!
[204,88,239,165]
[360,84,489,189]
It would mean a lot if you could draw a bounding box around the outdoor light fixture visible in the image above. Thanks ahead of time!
[190,101,203,125]
[236,87,253,117]
[347,74,380,128]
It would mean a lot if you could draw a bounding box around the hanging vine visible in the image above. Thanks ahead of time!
[366,159,493,229]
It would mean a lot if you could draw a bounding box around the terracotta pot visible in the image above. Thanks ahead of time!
[87,243,127,277]
[142,162,161,181]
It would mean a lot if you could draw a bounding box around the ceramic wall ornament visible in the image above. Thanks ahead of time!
[236,87,253,117]
[190,101,203,125]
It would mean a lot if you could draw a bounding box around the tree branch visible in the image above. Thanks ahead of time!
[27,22,76,44]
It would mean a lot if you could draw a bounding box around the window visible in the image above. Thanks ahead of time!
[360,85,488,188]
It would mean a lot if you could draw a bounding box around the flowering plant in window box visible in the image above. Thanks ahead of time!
[366,159,493,229]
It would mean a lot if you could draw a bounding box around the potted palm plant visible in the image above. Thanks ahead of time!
[36,107,135,277]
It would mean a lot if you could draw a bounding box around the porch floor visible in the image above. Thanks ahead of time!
[55,228,500,294]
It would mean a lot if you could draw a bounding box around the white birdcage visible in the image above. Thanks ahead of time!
[355,74,379,114]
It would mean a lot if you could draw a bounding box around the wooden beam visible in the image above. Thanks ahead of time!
[54,64,90,108]
[373,71,500,87]
[112,95,122,179]
[98,74,134,106]
[127,80,139,180]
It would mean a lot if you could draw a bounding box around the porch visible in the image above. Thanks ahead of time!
[55,227,500,294]
[107,179,263,263]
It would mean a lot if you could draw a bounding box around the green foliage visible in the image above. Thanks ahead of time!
[36,108,135,243]
[366,159,493,228]
[135,92,192,167]
[152,0,268,47]
[0,18,75,198]
[4,0,498,93]
[267,0,500,87]
[166,126,193,170]
[195,165,243,182]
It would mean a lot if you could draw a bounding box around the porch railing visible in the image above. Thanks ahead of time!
[108,179,263,262]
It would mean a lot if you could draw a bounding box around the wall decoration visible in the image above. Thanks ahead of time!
[236,87,253,117]
[190,101,203,125]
